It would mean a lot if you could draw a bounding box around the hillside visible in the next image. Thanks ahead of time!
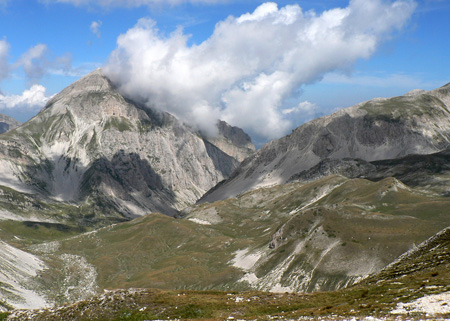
[1,172,448,309]
[289,148,450,196]
[6,226,450,320]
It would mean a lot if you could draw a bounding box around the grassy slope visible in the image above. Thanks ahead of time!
[21,175,449,304]
[7,228,450,320]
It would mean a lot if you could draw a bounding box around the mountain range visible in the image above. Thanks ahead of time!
[0,71,449,319]
[200,83,450,203]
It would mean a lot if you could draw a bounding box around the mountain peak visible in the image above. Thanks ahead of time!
[43,68,138,122]
[46,68,113,105]
[0,113,21,134]
[205,120,255,162]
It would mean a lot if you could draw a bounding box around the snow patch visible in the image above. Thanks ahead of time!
[0,161,33,194]
[188,218,212,225]
[231,248,261,271]
[392,291,450,316]
[0,209,58,223]
[187,206,222,225]
[299,182,344,210]
[240,272,258,284]
[0,241,49,309]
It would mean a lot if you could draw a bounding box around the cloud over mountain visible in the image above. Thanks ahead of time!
[104,0,416,141]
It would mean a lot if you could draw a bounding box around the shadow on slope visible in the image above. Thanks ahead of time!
[80,150,178,218]
[289,149,450,196]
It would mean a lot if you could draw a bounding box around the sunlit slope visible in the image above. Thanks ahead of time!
[32,175,450,301]
[10,227,450,321]
[201,82,450,203]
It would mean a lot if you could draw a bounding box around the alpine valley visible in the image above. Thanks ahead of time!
[0,71,449,320]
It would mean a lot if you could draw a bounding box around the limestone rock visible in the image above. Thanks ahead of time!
[0,69,247,220]
[0,113,21,134]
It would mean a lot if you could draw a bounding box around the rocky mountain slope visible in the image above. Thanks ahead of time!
[206,120,255,162]
[290,148,450,196]
[0,114,20,134]
[0,69,249,222]
[201,83,450,203]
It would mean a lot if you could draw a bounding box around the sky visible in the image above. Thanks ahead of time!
[0,0,449,146]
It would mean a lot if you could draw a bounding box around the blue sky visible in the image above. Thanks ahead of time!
[0,0,449,145]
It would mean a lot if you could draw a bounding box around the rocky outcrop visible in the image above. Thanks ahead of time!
[200,83,450,203]
[289,149,450,196]
[0,113,20,134]
[0,69,246,219]
[205,120,255,162]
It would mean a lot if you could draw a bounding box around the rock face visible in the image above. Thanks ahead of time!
[0,113,21,134]
[200,83,450,203]
[206,120,255,162]
[0,69,245,219]
[289,149,450,196]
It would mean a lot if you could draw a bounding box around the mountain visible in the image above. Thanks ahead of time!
[206,120,255,162]
[0,69,249,222]
[0,114,21,134]
[289,149,450,196]
[200,83,450,203]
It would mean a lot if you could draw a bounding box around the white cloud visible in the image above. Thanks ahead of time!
[40,0,226,7]
[282,101,318,116]
[90,20,102,38]
[14,44,74,84]
[0,85,51,112]
[0,39,9,83]
[15,44,48,84]
[104,0,416,140]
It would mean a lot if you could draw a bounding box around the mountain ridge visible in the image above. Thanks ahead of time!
[0,114,21,134]
[200,82,450,203]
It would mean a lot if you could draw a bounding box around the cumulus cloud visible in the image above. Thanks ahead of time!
[104,0,416,140]
[0,85,51,113]
[40,0,226,7]
[282,101,318,116]
[90,20,102,38]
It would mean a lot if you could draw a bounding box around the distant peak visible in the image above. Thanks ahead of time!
[404,89,425,96]
[45,69,115,109]
[441,82,450,89]
[73,68,112,89]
